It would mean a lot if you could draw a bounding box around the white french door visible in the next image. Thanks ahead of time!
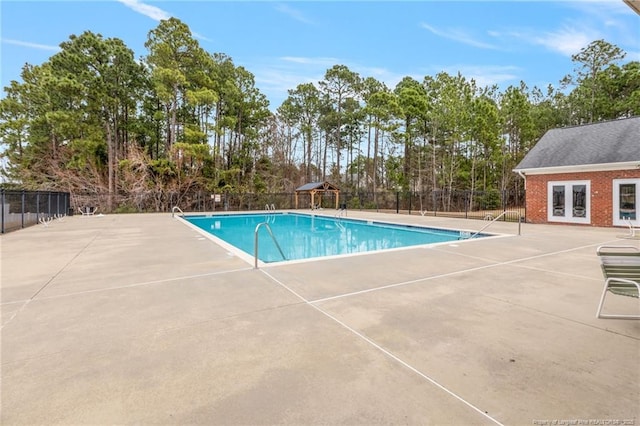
[613,179,639,226]
[547,180,590,224]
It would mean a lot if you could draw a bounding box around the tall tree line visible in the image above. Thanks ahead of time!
[1,18,638,212]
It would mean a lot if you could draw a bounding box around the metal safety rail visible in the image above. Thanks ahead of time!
[333,209,346,230]
[625,218,637,238]
[171,206,185,218]
[265,203,276,212]
[254,222,286,268]
[469,210,522,239]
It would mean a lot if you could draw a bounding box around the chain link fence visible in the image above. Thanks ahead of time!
[1,190,71,233]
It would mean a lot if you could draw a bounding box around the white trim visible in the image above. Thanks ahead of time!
[547,180,591,224]
[612,178,640,227]
[514,161,640,176]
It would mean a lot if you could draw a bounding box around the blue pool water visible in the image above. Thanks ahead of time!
[186,213,484,263]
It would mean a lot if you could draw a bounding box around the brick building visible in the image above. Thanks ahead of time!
[513,117,640,227]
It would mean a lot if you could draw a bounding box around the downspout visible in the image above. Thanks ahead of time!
[516,170,527,223]
[517,170,526,189]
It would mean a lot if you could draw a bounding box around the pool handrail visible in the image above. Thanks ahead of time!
[171,206,185,218]
[254,222,286,268]
[624,218,637,238]
[469,210,522,238]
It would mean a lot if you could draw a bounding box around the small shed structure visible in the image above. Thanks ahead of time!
[295,181,340,209]
[513,116,640,227]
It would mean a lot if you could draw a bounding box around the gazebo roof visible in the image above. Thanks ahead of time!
[295,181,340,192]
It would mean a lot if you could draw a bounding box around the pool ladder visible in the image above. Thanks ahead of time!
[171,206,185,218]
[332,209,346,230]
[265,203,276,212]
[254,222,286,268]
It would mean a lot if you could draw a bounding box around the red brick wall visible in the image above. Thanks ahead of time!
[525,169,640,227]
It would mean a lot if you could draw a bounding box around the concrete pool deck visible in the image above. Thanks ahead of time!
[1,211,638,425]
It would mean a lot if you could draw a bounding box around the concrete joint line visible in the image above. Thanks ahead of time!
[260,269,505,426]
[310,240,623,304]
[24,267,255,302]
[2,233,102,330]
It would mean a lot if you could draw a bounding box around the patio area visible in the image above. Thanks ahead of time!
[1,211,638,425]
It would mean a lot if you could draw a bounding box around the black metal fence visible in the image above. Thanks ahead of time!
[72,187,524,219]
[1,190,70,233]
[0,188,523,232]
[166,189,526,222]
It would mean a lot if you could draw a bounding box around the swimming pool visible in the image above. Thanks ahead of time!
[184,212,489,265]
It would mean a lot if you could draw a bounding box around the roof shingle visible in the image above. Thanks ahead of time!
[514,116,640,171]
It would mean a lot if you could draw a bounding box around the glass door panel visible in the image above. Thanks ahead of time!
[619,183,636,220]
[553,185,565,216]
[572,184,587,218]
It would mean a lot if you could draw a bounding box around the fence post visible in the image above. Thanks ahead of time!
[433,191,438,217]
[21,190,25,229]
[1,189,5,234]
[36,192,41,223]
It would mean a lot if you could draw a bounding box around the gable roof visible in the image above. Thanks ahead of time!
[624,0,640,15]
[514,116,640,173]
[295,181,340,192]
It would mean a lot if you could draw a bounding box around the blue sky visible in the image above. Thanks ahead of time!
[1,0,639,109]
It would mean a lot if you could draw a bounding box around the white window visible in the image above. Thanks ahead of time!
[613,179,640,227]
[547,180,590,224]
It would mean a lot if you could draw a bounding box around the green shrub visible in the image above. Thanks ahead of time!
[477,191,502,210]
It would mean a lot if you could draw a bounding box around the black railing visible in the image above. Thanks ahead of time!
[69,189,525,222]
[1,190,70,233]
[0,188,521,233]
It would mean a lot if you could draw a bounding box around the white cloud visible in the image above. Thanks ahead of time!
[436,65,521,88]
[116,0,212,43]
[420,23,498,50]
[252,56,429,109]
[192,31,213,43]
[252,67,321,109]
[627,50,640,61]
[565,0,633,17]
[252,56,339,107]
[116,0,171,21]
[519,25,598,57]
[273,3,315,25]
[2,38,60,52]
[255,67,320,93]
[504,2,637,57]
[352,65,415,90]
[252,55,520,109]
[280,56,340,66]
